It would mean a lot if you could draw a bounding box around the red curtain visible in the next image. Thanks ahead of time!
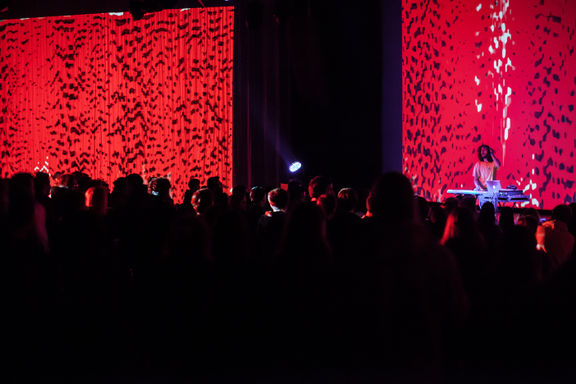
[0,7,234,202]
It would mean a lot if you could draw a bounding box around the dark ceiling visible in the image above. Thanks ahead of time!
[0,0,232,20]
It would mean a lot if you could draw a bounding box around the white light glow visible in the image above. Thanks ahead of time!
[289,161,302,173]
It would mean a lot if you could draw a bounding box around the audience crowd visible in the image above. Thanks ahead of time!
[2,170,576,382]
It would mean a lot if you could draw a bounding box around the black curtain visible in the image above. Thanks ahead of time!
[234,0,387,190]
[233,0,290,188]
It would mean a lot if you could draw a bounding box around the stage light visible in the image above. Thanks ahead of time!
[289,161,302,173]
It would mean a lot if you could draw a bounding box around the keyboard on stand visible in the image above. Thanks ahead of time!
[446,188,530,208]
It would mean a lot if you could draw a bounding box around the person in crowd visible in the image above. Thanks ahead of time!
[353,173,468,380]
[207,176,228,210]
[499,224,541,298]
[60,184,113,290]
[256,187,288,261]
[287,179,307,210]
[34,172,51,207]
[569,203,576,256]
[211,206,250,265]
[316,193,337,220]
[277,201,332,265]
[229,185,248,211]
[0,178,8,225]
[246,186,267,232]
[125,173,147,200]
[50,173,82,221]
[85,185,109,216]
[415,195,430,224]
[308,175,333,202]
[162,211,211,267]
[73,171,92,192]
[149,177,174,208]
[517,208,540,237]
[181,177,201,207]
[326,188,362,264]
[477,202,503,255]
[517,211,546,280]
[0,178,10,247]
[429,202,448,240]
[499,206,515,234]
[336,188,359,216]
[8,172,49,254]
[441,206,489,307]
[536,204,575,275]
[192,188,214,217]
[109,177,128,211]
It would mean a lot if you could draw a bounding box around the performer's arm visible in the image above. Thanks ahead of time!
[474,177,486,190]
[473,163,486,190]
[490,147,501,168]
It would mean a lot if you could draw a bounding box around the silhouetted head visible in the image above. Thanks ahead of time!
[268,188,288,211]
[188,177,201,192]
[429,204,446,224]
[10,173,35,199]
[85,186,109,215]
[337,188,358,213]
[552,204,572,225]
[287,180,306,207]
[153,177,171,198]
[460,196,477,212]
[443,197,459,214]
[125,173,145,196]
[441,206,480,245]
[499,206,515,230]
[34,172,51,200]
[231,185,247,197]
[308,176,332,201]
[192,188,214,215]
[73,171,91,191]
[230,185,247,210]
[522,207,540,221]
[61,173,78,189]
[126,173,143,186]
[477,144,493,162]
[207,176,223,194]
[112,177,127,196]
[367,172,415,222]
[478,202,496,227]
[250,186,266,205]
[517,214,539,236]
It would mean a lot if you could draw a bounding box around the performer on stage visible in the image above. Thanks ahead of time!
[473,144,501,190]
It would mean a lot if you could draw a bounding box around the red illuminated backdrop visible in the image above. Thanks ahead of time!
[403,0,576,208]
[0,7,234,202]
